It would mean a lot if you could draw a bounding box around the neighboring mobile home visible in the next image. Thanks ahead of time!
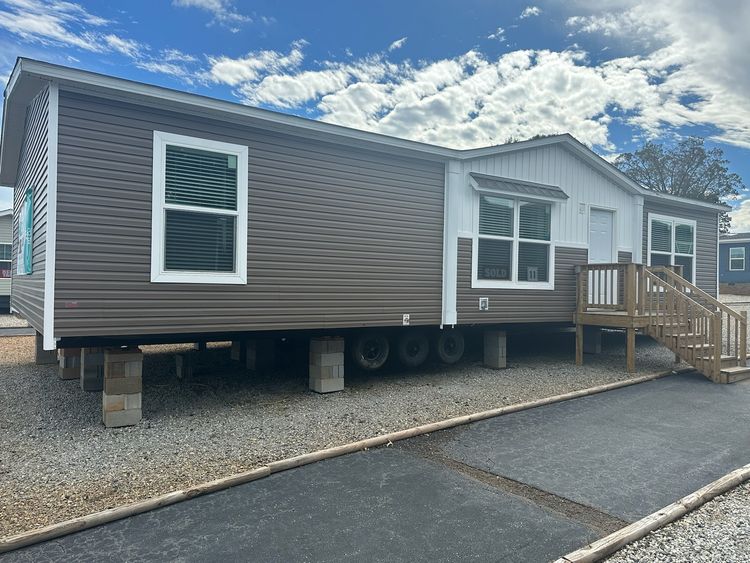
[0,208,10,313]
[0,59,736,426]
[719,232,750,294]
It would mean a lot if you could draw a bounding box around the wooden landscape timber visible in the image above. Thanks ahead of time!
[556,462,750,563]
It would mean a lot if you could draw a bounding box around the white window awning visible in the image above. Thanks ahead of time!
[469,172,569,201]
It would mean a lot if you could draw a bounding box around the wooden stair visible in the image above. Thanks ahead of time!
[641,267,748,383]
[576,263,749,384]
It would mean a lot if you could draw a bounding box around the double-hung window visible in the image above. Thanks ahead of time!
[648,214,696,283]
[475,194,553,288]
[151,131,248,284]
[729,247,745,271]
[0,243,10,279]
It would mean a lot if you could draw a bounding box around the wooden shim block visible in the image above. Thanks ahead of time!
[555,462,750,563]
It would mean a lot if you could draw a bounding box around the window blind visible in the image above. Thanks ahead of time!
[650,220,672,253]
[674,223,694,254]
[518,201,551,241]
[479,196,513,237]
[477,238,512,280]
[165,145,238,210]
[518,242,549,282]
[165,210,235,272]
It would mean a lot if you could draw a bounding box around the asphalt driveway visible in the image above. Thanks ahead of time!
[3,371,749,562]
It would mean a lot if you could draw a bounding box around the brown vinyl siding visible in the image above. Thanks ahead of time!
[11,86,49,332]
[54,90,445,337]
[642,200,718,296]
[456,237,586,324]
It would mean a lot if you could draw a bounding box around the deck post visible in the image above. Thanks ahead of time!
[625,263,637,316]
[626,328,636,373]
[741,311,747,366]
[583,326,602,355]
[575,324,583,366]
[58,348,81,380]
[309,337,344,393]
[34,331,56,365]
[175,352,193,380]
[102,347,143,428]
[80,347,105,391]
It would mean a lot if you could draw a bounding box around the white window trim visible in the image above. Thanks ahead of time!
[150,131,248,284]
[471,192,556,290]
[729,247,745,271]
[646,213,697,284]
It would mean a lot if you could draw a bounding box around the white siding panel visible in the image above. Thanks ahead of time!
[455,145,636,252]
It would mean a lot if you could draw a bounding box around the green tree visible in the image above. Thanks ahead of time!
[614,137,745,233]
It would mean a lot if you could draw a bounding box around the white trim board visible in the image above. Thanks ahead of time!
[150,131,249,285]
[646,212,698,284]
[42,83,58,351]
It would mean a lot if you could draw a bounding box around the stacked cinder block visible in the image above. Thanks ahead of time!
[58,348,81,380]
[102,347,143,428]
[80,347,104,391]
[309,337,345,393]
[483,330,507,369]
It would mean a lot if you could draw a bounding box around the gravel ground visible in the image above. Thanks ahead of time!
[0,329,678,538]
[0,314,29,328]
[607,481,750,563]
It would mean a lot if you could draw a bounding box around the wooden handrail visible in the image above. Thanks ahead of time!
[647,266,740,320]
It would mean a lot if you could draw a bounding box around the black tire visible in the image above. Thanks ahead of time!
[436,329,465,364]
[351,332,390,370]
[396,331,430,368]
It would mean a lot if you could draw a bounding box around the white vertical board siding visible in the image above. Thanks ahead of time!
[454,144,636,251]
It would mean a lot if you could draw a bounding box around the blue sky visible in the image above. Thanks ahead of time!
[1,0,749,228]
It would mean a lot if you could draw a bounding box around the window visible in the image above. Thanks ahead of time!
[648,214,696,282]
[475,194,553,288]
[151,131,248,284]
[0,244,9,279]
[730,247,745,271]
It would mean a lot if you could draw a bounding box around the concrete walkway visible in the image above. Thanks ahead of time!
[4,372,750,562]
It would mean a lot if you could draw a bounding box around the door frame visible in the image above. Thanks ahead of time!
[587,206,618,264]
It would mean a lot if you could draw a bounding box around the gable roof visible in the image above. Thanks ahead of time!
[0,58,729,213]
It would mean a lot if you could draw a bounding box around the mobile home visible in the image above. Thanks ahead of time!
[719,232,750,294]
[1,59,743,427]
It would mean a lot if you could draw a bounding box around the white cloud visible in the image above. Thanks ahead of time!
[172,0,251,31]
[207,39,306,85]
[0,0,108,51]
[103,34,143,58]
[520,6,541,19]
[487,27,505,41]
[388,36,407,51]
[730,199,750,232]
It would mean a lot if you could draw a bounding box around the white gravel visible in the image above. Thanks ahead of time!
[607,481,750,563]
[0,329,678,537]
[0,314,29,328]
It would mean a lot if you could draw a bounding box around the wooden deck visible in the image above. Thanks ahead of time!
[575,263,750,383]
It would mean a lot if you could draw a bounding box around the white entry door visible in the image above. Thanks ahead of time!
[589,209,616,305]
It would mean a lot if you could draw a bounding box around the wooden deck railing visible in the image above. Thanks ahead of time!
[642,268,721,380]
[576,262,748,382]
[648,266,748,367]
